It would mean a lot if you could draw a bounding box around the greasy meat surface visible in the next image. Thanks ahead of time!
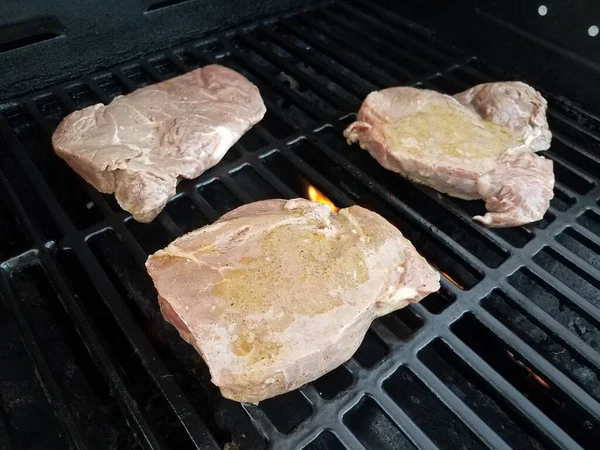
[52,65,266,222]
[146,199,439,403]
[343,82,554,227]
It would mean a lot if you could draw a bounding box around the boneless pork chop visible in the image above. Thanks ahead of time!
[146,199,439,403]
[52,65,266,222]
[344,82,554,227]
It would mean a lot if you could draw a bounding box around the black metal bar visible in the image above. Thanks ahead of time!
[445,333,584,450]
[221,41,333,122]
[500,282,600,370]
[65,235,220,449]
[410,359,513,450]
[0,268,91,450]
[365,2,463,57]
[473,306,600,421]
[280,19,396,88]
[299,14,415,81]
[0,166,166,449]
[370,386,439,450]
[260,27,369,98]
[529,261,600,324]
[238,32,355,110]
[337,3,451,66]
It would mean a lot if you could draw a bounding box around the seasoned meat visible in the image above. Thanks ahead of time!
[343,82,554,227]
[52,65,266,222]
[146,199,439,403]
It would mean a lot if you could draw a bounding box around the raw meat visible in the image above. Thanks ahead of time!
[146,199,439,403]
[52,65,266,223]
[343,82,554,227]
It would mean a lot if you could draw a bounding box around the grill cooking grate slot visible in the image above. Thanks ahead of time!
[452,313,600,448]
[383,366,487,449]
[1,1,600,449]
[418,339,549,449]
[343,396,417,450]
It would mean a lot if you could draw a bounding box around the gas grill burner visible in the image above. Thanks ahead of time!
[1,1,600,449]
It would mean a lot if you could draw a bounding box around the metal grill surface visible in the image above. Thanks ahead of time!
[0,2,599,449]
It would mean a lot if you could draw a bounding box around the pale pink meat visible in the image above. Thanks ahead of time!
[344,82,554,227]
[52,65,266,222]
[146,199,439,403]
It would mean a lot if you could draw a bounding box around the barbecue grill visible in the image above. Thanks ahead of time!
[1,0,599,449]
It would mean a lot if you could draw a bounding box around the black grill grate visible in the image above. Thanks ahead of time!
[1,1,600,449]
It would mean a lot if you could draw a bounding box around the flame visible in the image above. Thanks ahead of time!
[441,271,464,290]
[431,263,464,289]
[506,350,551,389]
[306,184,339,212]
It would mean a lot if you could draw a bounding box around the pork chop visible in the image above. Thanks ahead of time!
[343,82,554,227]
[146,199,439,403]
[52,65,266,223]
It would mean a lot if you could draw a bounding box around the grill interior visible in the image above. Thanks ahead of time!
[1,1,600,449]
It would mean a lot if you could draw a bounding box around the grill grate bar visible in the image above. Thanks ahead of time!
[528,263,600,325]
[320,10,433,74]
[281,19,397,88]
[553,133,600,178]
[241,404,285,442]
[251,162,301,198]
[365,3,462,57]
[550,238,600,292]
[369,320,404,350]
[300,14,415,81]
[545,152,597,190]
[339,3,453,65]
[222,41,332,122]
[571,221,600,255]
[0,116,74,236]
[473,305,600,420]
[239,32,355,111]
[260,27,369,99]
[63,236,221,449]
[445,333,585,450]
[329,429,369,450]
[370,385,439,450]
[410,358,513,450]
[500,282,600,370]
[547,109,600,144]
[187,185,222,222]
[0,267,91,450]
[219,174,255,204]
[0,167,167,449]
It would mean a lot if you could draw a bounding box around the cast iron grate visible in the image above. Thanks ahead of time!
[0,1,599,449]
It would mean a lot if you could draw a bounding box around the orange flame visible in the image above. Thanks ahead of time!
[506,350,551,389]
[306,184,339,212]
[441,271,464,290]
[431,263,464,290]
